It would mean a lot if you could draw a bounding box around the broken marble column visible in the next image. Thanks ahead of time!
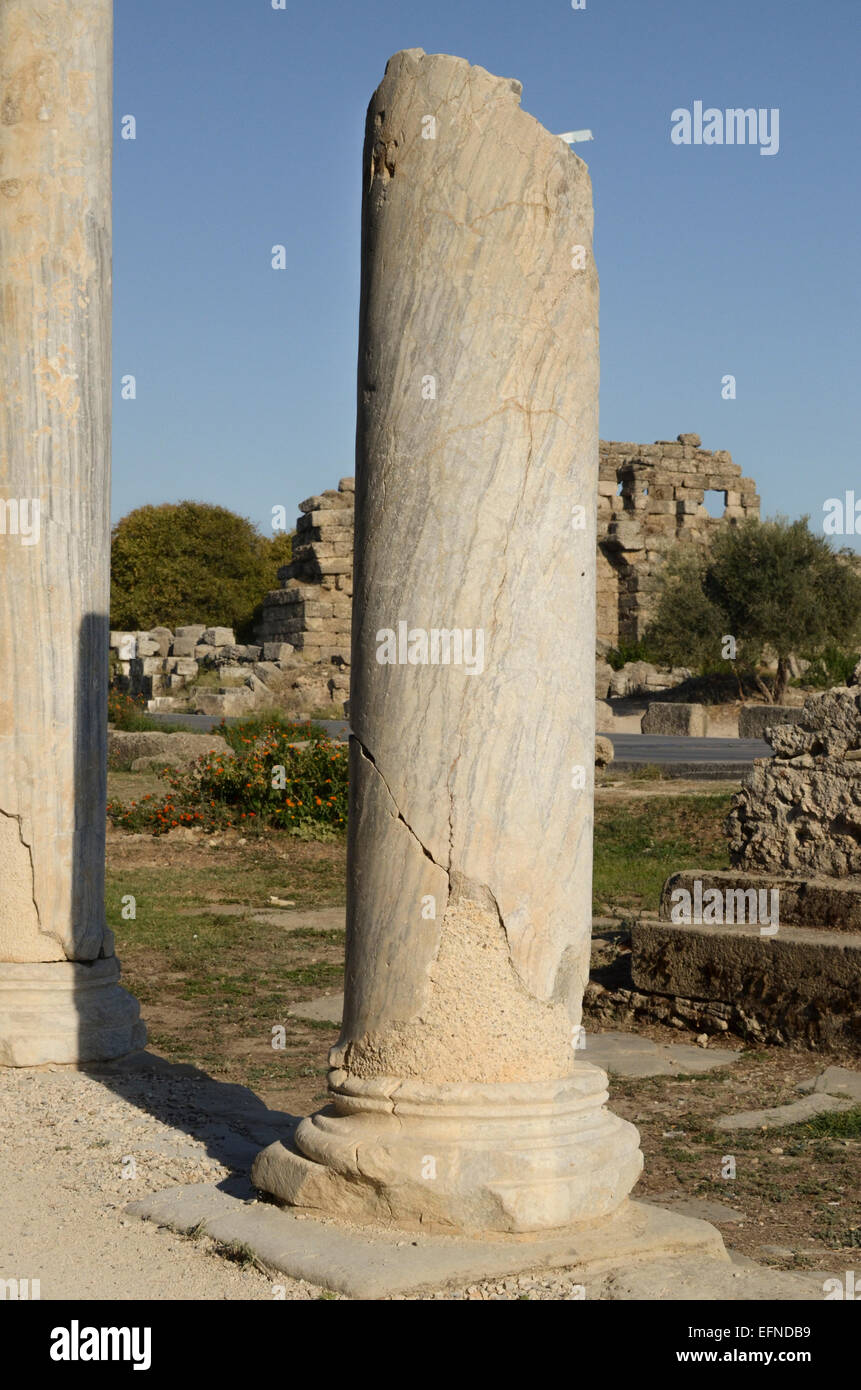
[0,1,144,1063]
[253,48,642,1231]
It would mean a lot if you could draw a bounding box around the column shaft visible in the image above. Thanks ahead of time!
[253,48,640,1232]
[0,0,144,1063]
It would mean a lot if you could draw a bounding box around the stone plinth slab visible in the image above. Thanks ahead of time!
[126,1185,727,1300]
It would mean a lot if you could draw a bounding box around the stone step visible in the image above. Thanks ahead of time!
[632,919,861,1050]
[661,869,861,931]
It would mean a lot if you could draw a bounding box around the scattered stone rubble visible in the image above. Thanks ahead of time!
[728,686,861,877]
[596,659,693,700]
[110,622,343,719]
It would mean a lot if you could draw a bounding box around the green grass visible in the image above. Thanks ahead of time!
[797,1106,861,1139]
[282,962,343,987]
[106,854,345,956]
[212,1240,265,1270]
[592,793,732,915]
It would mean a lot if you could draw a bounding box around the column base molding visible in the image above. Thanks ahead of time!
[0,957,146,1066]
[253,1063,643,1234]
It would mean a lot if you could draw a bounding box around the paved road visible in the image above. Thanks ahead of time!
[609,734,769,765]
[147,714,769,768]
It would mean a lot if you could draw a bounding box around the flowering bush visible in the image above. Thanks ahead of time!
[108,718,348,835]
[216,712,328,753]
[107,689,154,731]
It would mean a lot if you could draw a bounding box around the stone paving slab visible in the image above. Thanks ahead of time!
[288,993,344,1024]
[126,1187,728,1300]
[797,1065,861,1102]
[716,1093,855,1131]
[643,1193,745,1224]
[184,906,346,933]
[581,1030,740,1077]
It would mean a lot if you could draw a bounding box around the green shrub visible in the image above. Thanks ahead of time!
[108,689,162,732]
[799,644,859,690]
[607,638,656,671]
[647,517,861,704]
[107,717,348,835]
[110,502,293,640]
[216,712,328,753]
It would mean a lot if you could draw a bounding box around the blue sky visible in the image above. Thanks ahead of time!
[113,0,860,543]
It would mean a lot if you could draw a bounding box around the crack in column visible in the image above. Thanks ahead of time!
[353,735,451,878]
[0,806,46,937]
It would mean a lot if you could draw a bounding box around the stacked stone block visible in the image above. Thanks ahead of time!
[257,477,354,706]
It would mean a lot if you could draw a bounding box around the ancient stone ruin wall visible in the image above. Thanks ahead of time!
[259,437,759,679]
[596,433,759,648]
[257,478,354,709]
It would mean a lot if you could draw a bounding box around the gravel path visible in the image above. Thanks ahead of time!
[0,1059,319,1300]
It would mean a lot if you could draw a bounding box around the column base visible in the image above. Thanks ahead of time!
[0,957,146,1066]
[252,1063,643,1234]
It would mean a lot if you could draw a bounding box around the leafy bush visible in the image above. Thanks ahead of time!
[647,517,861,703]
[107,717,348,835]
[799,644,859,690]
[110,502,293,640]
[108,689,162,732]
[216,712,328,752]
[606,638,657,671]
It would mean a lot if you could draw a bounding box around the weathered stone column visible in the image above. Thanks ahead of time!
[0,1,145,1063]
[254,48,641,1231]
